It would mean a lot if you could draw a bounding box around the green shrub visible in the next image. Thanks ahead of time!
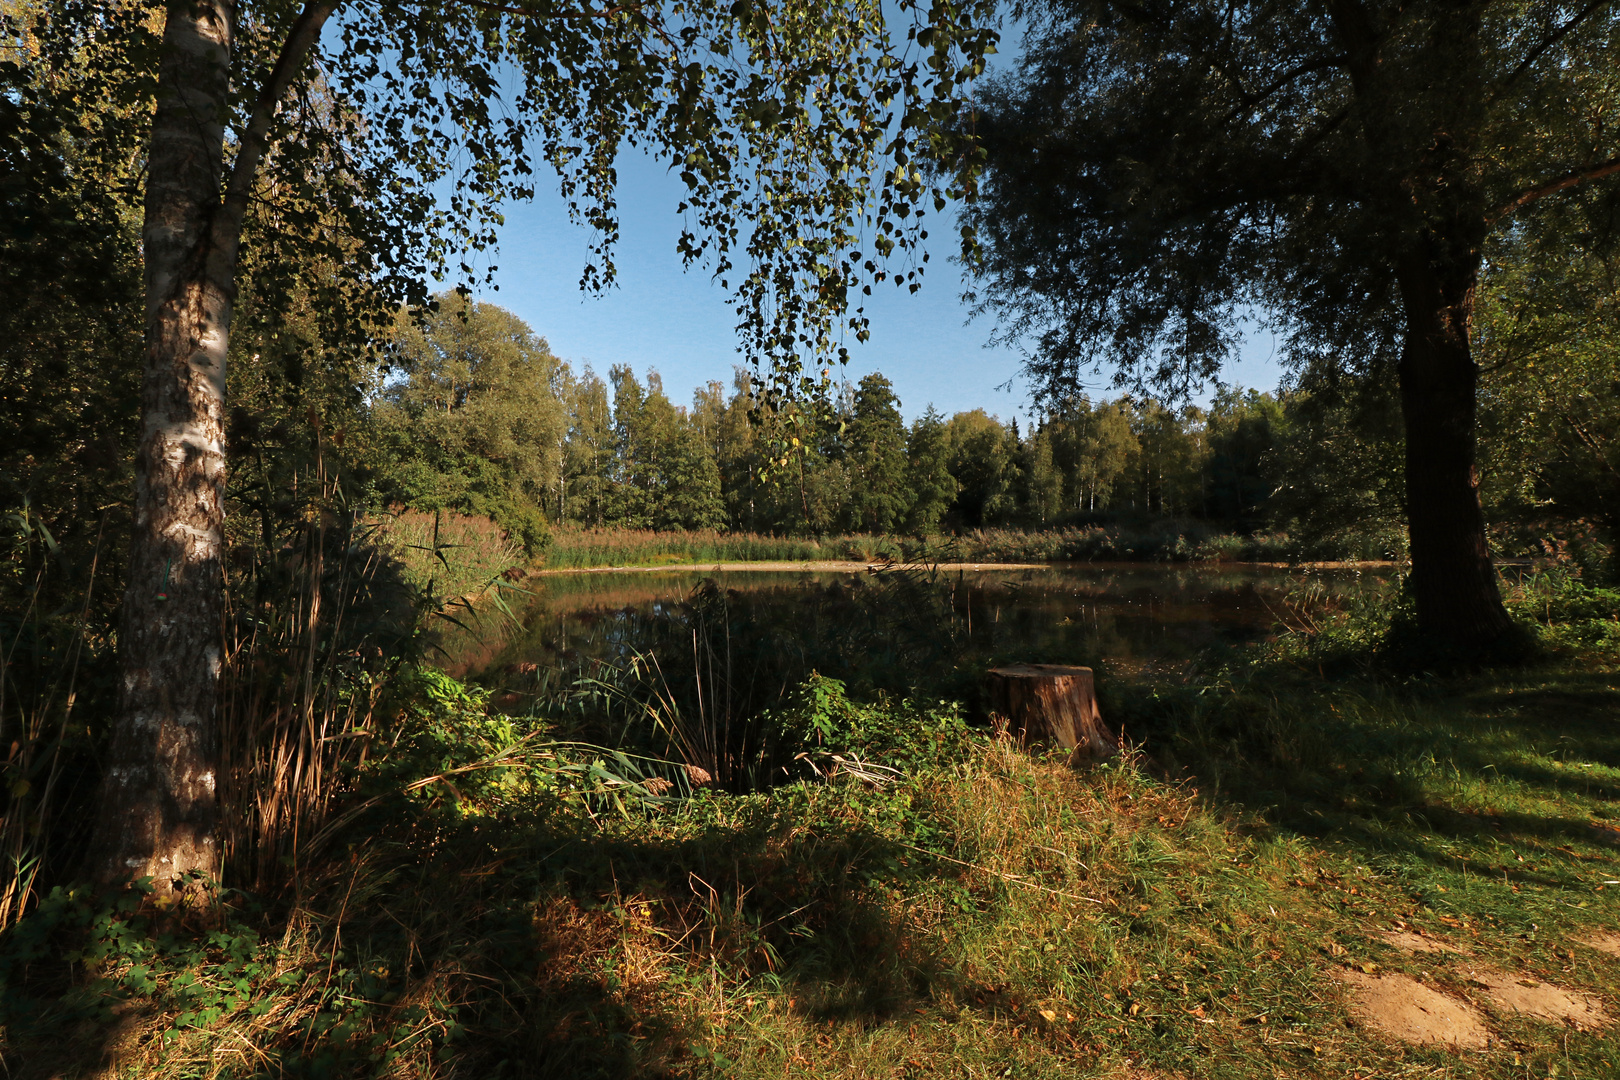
[370,509,524,602]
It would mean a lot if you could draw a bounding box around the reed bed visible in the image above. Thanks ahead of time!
[544,527,839,569]
[948,524,1298,563]
[544,523,1310,570]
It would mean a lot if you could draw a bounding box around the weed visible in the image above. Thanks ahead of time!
[371,508,525,603]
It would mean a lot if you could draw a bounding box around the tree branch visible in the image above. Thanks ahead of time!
[212,1,338,272]
[451,0,637,19]
[1221,55,1349,127]
[1490,0,1616,105]
[1493,153,1620,222]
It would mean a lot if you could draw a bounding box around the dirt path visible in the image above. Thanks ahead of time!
[1337,924,1616,1047]
[1334,968,1491,1047]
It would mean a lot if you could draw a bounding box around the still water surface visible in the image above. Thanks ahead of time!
[443,563,1395,687]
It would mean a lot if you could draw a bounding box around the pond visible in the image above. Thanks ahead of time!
[441,562,1395,701]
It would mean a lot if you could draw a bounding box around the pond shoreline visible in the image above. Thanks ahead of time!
[527,558,1407,576]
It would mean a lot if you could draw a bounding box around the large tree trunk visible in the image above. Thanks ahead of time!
[88,0,238,887]
[89,0,335,888]
[1396,251,1514,650]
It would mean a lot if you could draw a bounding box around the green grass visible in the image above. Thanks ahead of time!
[542,524,1313,570]
[5,592,1620,1078]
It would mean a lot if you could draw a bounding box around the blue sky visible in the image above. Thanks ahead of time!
[477,105,1284,427]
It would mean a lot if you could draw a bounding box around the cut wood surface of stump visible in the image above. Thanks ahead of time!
[987,664,1118,763]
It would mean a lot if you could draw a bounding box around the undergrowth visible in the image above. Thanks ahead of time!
[371,509,526,602]
[4,575,1620,1078]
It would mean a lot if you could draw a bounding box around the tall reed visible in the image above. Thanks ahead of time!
[218,451,425,891]
[542,524,1319,570]
[548,557,973,791]
[545,528,839,568]
[0,510,107,928]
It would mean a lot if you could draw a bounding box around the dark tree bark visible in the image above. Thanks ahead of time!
[89,0,335,888]
[1395,249,1515,649]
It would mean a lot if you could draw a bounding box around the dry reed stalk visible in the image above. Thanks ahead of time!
[218,452,391,893]
[0,517,104,928]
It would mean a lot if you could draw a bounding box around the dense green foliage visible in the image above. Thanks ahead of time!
[961,0,1619,397]
[269,294,1310,547]
[959,0,1620,643]
[1477,209,1620,574]
[360,298,1356,546]
[372,296,569,555]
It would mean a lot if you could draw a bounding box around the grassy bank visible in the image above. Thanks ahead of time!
[542,523,1318,570]
[542,527,838,569]
[948,524,1300,564]
[4,583,1618,1078]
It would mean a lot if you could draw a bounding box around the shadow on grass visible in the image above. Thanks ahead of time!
[1125,651,1620,896]
[0,797,956,1080]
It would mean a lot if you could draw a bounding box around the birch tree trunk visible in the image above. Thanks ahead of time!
[88,0,236,888]
[90,0,336,888]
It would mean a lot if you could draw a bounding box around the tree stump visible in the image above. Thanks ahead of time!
[986,664,1117,763]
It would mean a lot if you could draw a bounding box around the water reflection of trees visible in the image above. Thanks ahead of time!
[444,568,1393,756]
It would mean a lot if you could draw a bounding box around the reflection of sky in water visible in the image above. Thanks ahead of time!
[438,565,1395,682]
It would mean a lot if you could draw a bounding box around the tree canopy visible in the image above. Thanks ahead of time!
[375,295,568,553]
[963,0,1620,645]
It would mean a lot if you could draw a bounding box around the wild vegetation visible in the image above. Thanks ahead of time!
[264,290,1604,572]
[4,1,1620,1078]
[4,571,1620,1078]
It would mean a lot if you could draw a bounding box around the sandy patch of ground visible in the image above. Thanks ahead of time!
[1577,931,1620,958]
[1371,929,1467,955]
[1467,969,1612,1028]
[1334,968,1489,1048]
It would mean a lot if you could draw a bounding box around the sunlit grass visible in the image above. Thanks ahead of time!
[543,523,1311,571]
[543,526,836,568]
[6,590,1620,1078]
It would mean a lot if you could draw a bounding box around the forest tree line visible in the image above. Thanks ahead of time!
[328,290,1617,567]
